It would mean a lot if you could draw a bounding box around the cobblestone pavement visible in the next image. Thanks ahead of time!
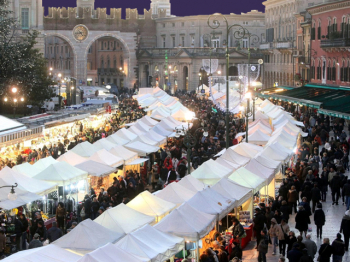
[242,168,350,262]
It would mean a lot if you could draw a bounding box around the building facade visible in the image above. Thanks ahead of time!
[260,0,324,88]
[308,0,350,87]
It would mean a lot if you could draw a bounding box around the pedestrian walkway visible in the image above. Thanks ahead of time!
[242,169,350,262]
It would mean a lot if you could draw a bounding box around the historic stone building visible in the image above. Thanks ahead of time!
[9,0,265,91]
[260,0,325,88]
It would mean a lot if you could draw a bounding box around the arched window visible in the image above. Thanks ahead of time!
[327,61,331,81]
[317,20,321,40]
[311,60,315,79]
[101,56,104,68]
[107,56,110,68]
[341,61,345,81]
[317,60,321,80]
[332,61,336,81]
[114,56,117,69]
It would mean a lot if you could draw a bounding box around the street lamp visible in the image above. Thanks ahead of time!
[198,73,202,93]
[242,92,253,143]
[4,87,24,118]
[3,183,18,201]
[218,70,222,92]
[208,14,245,149]
[57,73,62,110]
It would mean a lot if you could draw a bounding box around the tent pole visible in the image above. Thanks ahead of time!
[251,191,254,219]
[196,233,200,262]
[265,182,268,205]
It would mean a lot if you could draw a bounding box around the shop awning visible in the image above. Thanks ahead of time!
[317,108,350,120]
[125,158,149,166]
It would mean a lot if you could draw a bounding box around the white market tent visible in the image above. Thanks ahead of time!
[186,188,234,220]
[219,148,250,166]
[249,110,269,120]
[128,125,146,136]
[125,141,159,156]
[260,144,290,162]
[228,167,266,191]
[154,182,196,205]
[132,135,159,146]
[115,225,184,262]
[171,108,190,121]
[231,142,263,158]
[33,156,58,172]
[127,191,176,222]
[212,178,252,207]
[215,158,241,170]
[157,119,177,131]
[71,141,99,157]
[93,139,118,151]
[165,116,187,126]
[245,159,275,184]
[109,145,138,163]
[0,167,56,195]
[75,160,115,177]
[151,125,176,137]
[255,155,282,173]
[140,115,159,126]
[76,243,145,262]
[94,203,155,235]
[133,121,151,133]
[53,219,123,252]
[0,116,26,135]
[190,159,233,185]
[115,128,138,141]
[0,184,41,210]
[177,175,207,192]
[89,149,124,167]
[57,151,87,166]
[33,162,88,185]
[145,129,167,145]
[151,108,170,120]
[154,202,216,241]
[106,133,130,145]
[2,244,82,262]
[12,162,41,178]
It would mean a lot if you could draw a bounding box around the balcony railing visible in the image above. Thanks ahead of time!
[259,43,273,49]
[320,38,350,48]
[276,42,292,49]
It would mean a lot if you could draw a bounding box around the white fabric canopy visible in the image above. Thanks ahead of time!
[94,203,155,235]
[128,125,146,136]
[106,133,130,145]
[231,142,263,158]
[212,178,252,207]
[2,244,82,262]
[125,158,149,166]
[132,135,159,146]
[115,225,184,262]
[76,243,144,262]
[145,129,167,144]
[140,116,159,126]
[33,162,88,185]
[33,156,58,172]
[191,159,233,185]
[109,145,138,163]
[177,175,207,192]
[245,159,275,184]
[255,155,281,172]
[151,125,176,137]
[115,128,138,141]
[219,148,250,166]
[89,149,124,167]
[53,219,123,251]
[71,141,99,157]
[93,139,118,151]
[75,160,115,177]
[133,121,151,133]
[154,202,216,241]
[154,182,196,205]
[0,116,26,135]
[125,141,159,156]
[12,163,41,178]
[215,158,241,170]
[57,151,87,166]
[186,188,234,220]
[157,119,177,131]
[127,191,176,221]
[228,167,266,191]
[0,167,56,195]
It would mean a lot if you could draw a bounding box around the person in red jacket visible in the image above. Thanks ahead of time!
[163,156,173,170]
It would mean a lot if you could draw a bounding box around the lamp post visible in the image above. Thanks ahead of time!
[198,72,202,93]
[217,70,222,92]
[208,14,245,149]
[4,87,25,118]
[0,183,18,201]
[241,92,253,143]
[57,73,62,110]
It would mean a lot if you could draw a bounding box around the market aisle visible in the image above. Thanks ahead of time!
[242,169,350,262]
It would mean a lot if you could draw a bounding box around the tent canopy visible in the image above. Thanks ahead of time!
[228,167,266,191]
[245,159,275,184]
[93,139,117,151]
[106,133,130,145]
[70,141,99,157]
[75,160,115,177]
[154,182,196,205]
[177,175,207,192]
[127,191,176,220]
[151,125,176,137]
[109,145,138,163]
[191,159,233,185]
[154,202,216,241]
[57,151,87,166]
[53,219,123,251]
[219,148,250,166]
[115,128,138,141]
[89,149,124,167]
[231,142,263,158]
[115,224,184,262]
[94,203,155,235]
[33,156,58,172]
[0,167,56,195]
[124,141,159,156]
[12,162,41,178]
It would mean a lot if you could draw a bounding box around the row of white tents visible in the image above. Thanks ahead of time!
[2,92,303,261]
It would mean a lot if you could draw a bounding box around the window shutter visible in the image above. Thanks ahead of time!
[311,28,315,40]
[318,27,321,40]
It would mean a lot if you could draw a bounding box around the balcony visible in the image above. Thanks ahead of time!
[298,56,310,65]
[259,43,273,49]
[276,42,292,49]
[320,38,350,48]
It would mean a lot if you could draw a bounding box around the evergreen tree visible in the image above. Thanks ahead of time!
[0,0,54,107]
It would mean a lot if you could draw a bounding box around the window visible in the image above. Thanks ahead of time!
[317,22,321,40]
[114,57,117,68]
[107,57,110,68]
[341,61,345,81]
[172,23,175,27]
[191,35,195,45]
[162,23,165,28]
[101,57,104,68]
[311,62,315,79]
[181,22,185,27]
[61,46,63,53]
[181,36,185,47]
[88,47,92,54]
[21,8,29,29]
[172,36,176,47]
[242,38,248,48]
[311,26,315,40]
[87,62,91,70]
[101,78,105,84]
[327,62,331,81]
[65,46,68,53]
[212,37,220,48]
[162,36,166,48]
[333,18,337,33]
[243,21,248,25]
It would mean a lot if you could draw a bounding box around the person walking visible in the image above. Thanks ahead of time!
[302,234,317,259]
[268,218,279,255]
[331,233,345,262]
[318,238,333,262]
[311,183,321,213]
[55,202,66,231]
[343,179,350,210]
[253,208,266,248]
[18,213,28,250]
[280,200,290,223]
[295,206,310,237]
[340,210,350,251]
[314,203,326,239]
[47,221,63,243]
[331,173,342,205]
[258,229,269,262]
[287,243,302,262]
[276,218,290,257]
[287,186,299,215]
[286,231,297,253]
[299,248,313,262]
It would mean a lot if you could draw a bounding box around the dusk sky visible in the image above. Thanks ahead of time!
[43,0,265,16]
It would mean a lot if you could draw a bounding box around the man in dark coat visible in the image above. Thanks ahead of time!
[330,173,342,205]
[340,210,350,251]
[311,183,321,213]
[253,208,266,247]
[47,222,63,243]
[295,206,310,237]
[83,195,92,219]
[343,179,350,210]
[287,243,302,262]
[331,233,345,262]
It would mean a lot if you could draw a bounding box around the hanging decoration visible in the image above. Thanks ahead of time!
[202,59,219,75]
[237,64,260,85]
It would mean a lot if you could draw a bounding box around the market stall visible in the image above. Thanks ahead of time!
[191,159,233,185]
[154,182,196,206]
